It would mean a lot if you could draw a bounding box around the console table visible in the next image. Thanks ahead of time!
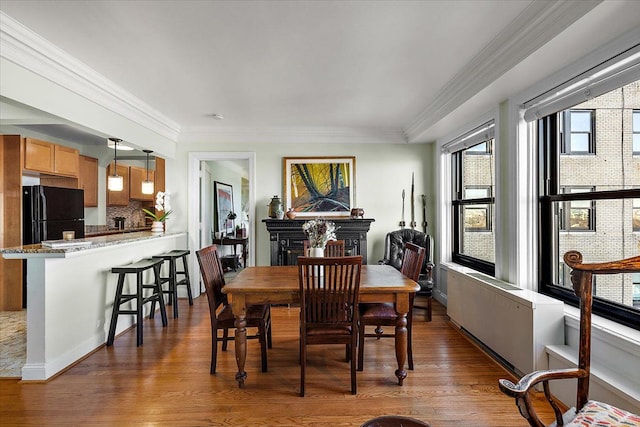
[263,218,375,265]
[212,236,248,269]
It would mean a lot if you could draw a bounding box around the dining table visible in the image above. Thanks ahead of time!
[222,264,420,388]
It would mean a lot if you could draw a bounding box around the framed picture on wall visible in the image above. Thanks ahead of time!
[283,156,355,217]
[214,181,235,235]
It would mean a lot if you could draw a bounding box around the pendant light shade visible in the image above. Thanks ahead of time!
[142,149,154,195]
[107,138,124,192]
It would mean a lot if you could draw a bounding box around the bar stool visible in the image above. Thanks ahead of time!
[152,249,193,318]
[107,258,168,347]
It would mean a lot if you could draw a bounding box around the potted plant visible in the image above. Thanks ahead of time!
[142,191,172,233]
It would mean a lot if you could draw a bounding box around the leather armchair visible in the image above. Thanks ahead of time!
[379,229,435,321]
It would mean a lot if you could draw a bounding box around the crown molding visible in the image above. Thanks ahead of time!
[178,126,409,145]
[0,11,181,141]
[404,0,601,143]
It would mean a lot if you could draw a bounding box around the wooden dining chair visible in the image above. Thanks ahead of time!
[499,251,640,426]
[196,244,272,374]
[358,242,425,372]
[303,239,346,257]
[298,255,363,397]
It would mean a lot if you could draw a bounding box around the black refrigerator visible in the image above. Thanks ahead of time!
[23,185,86,244]
[23,185,85,307]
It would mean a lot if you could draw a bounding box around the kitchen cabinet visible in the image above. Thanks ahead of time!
[53,144,79,176]
[129,166,155,201]
[23,138,55,173]
[23,137,79,177]
[155,156,165,194]
[78,155,98,207]
[106,163,130,206]
[0,135,23,310]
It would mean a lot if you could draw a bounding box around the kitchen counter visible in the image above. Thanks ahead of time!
[84,226,152,237]
[2,231,179,258]
[1,231,190,380]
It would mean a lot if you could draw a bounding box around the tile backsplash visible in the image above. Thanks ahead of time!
[106,201,149,229]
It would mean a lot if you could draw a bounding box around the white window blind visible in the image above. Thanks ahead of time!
[523,43,640,122]
[443,120,495,154]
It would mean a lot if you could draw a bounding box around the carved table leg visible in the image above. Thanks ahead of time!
[233,299,248,388]
[394,294,410,385]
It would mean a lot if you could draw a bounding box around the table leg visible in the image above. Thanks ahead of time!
[394,297,409,385]
[232,296,248,388]
[242,242,247,268]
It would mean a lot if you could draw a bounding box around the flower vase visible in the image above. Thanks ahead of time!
[307,247,324,276]
[307,247,324,257]
[151,221,164,234]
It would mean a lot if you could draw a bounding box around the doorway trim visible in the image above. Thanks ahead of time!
[188,151,256,287]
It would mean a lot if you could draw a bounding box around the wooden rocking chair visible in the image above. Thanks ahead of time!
[499,251,640,426]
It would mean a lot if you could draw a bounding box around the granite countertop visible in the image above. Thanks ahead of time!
[0,231,185,258]
[85,226,152,237]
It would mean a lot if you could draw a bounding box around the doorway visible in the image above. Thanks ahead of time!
[188,152,256,291]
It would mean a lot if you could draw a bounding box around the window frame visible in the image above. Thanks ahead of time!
[633,110,640,155]
[559,186,596,231]
[451,140,495,276]
[538,114,640,330]
[561,109,595,155]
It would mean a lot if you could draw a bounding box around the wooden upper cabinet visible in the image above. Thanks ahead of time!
[129,166,155,201]
[24,138,55,173]
[78,155,98,207]
[54,144,79,176]
[106,163,130,206]
[23,137,79,177]
[155,156,166,194]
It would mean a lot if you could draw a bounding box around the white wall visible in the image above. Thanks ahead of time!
[167,142,433,266]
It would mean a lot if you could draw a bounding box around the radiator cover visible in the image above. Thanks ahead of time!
[446,267,565,375]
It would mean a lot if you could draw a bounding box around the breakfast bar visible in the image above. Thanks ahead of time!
[1,231,189,381]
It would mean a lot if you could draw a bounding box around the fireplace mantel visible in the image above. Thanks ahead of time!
[262,218,375,266]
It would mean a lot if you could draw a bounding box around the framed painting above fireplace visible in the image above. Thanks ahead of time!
[283,156,355,217]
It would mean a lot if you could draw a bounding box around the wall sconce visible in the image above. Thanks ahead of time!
[107,138,124,192]
[142,149,154,195]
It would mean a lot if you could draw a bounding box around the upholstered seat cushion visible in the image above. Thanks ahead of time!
[566,400,640,426]
[306,325,352,336]
[360,303,396,319]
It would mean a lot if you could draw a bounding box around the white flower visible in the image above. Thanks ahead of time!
[143,191,172,222]
[302,218,337,248]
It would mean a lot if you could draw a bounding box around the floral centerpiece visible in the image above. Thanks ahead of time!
[142,191,172,222]
[302,218,337,249]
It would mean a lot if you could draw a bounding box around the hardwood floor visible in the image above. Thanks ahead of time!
[0,295,556,426]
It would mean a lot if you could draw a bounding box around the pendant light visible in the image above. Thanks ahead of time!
[141,149,154,195]
[107,138,124,191]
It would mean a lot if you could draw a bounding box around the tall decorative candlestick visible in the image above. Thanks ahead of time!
[422,194,428,233]
[399,189,406,228]
[410,173,416,229]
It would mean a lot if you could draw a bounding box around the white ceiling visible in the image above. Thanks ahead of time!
[1,1,638,146]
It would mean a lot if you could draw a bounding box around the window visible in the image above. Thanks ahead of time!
[465,141,491,155]
[463,187,492,231]
[633,110,640,154]
[538,80,640,330]
[559,187,595,231]
[452,138,495,276]
[561,109,595,154]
